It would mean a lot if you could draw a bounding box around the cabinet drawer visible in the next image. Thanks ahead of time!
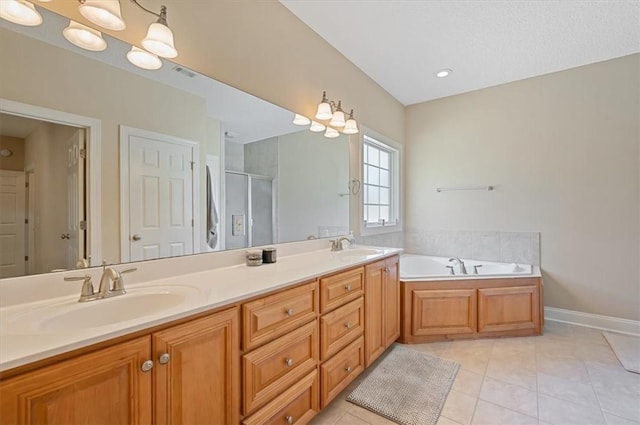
[243,280,319,351]
[320,267,364,313]
[243,369,319,425]
[320,297,364,361]
[243,320,319,415]
[320,336,364,408]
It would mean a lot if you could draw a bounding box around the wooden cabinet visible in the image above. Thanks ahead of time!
[400,278,543,343]
[153,308,239,425]
[319,336,365,407]
[242,280,318,351]
[0,308,239,425]
[478,286,540,334]
[0,337,152,425]
[319,267,364,313]
[364,255,400,367]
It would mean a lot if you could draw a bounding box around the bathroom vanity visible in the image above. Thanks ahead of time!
[0,247,401,425]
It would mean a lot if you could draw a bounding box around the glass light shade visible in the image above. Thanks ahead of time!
[126,46,162,70]
[329,109,346,127]
[324,127,340,139]
[0,0,43,26]
[142,22,177,58]
[309,121,325,132]
[292,114,311,126]
[315,102,332,120]
[63,21,107,52]
[342,118,359,135]
[79,0,125,31]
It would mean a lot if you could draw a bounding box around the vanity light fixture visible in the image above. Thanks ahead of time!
[436,68,453,78]
[314,91,359,135]
[63,20,107,51]
[126,46,162,70]
[293,114,311,126]
[309,121,326,132]
[79,0,126,31]
[0,0,43,26]
[77,0,178,58]
[324,127,340,139]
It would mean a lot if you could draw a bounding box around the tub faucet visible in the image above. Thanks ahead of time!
[448,257,468,275]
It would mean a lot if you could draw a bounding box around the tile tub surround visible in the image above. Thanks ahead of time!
[405,229,541,266]
[0,242,402,372]
[310,322,640,425]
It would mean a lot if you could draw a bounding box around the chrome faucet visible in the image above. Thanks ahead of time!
[331,235,354,251]
[64,266,137,302]
[448,257,468,274]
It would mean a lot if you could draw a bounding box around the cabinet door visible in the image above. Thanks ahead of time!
[364,260,385,367]
[411,289,477,337]
[383,256,400,348]
[0,337,152,425]
[478,286,540,334]
[153,307,240,425]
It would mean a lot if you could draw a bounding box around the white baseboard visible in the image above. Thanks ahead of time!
[544,307,640,336]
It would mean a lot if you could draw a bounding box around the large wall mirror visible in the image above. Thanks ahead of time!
[0,7,350,278]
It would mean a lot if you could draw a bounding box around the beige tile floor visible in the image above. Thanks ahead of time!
[310,322,640,425]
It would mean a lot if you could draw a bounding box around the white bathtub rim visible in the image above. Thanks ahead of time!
[399,254,542,280]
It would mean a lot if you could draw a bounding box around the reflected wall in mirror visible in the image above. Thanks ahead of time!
[0,6,350,277]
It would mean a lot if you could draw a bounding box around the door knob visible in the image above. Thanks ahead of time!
[132,234,141,241]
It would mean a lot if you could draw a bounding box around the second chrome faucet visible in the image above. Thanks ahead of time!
[65,266,137,302]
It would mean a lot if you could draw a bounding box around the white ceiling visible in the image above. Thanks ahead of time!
[280,0,640,106]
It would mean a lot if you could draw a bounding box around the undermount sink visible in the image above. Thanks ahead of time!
[3,285,199,334]
[337,248,383,257]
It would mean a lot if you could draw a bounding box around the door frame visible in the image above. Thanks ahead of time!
[0,98,102,267]
[119,125,200,262]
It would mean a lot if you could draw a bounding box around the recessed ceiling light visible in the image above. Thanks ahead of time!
[436,69,453,78]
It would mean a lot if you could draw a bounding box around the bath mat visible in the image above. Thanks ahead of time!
[346,344,459,425]
[603,332,640,374]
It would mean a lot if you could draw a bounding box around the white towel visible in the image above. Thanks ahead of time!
[206,165,219,249]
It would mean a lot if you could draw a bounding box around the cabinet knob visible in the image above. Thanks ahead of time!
[141,360,154,372]
[344,322,352,329]
[345,366,352,373]
[158,353,170,365]
[285,415,294,425]
[344,284,352,291]
[285,308,294,317]
[285,358,294,367]
[384,266,389,273]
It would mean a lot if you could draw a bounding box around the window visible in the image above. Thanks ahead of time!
[362,132,400,233]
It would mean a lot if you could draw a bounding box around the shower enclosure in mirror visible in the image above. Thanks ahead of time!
[0,5,351,277]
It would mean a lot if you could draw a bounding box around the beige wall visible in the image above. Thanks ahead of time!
[0,136,25,171]
[405,54,640,320]
[38,1,405,145]
[0,29,219,265]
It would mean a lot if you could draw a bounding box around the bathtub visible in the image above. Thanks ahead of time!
[400,254,540,281]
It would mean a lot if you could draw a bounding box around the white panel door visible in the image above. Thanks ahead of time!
[0,170,26,278]
[65,130,86,269]
[128,135,194,261]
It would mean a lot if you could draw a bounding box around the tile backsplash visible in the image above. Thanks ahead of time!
[404,229,540,266]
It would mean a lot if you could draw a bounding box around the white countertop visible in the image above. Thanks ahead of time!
[0,246,402,372]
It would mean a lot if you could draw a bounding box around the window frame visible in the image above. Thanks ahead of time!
[359,127,402,236]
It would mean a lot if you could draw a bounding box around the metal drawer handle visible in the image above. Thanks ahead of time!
[285,308,294,317]
[285,415,294,425]
[344,284,352,291]
[344,322,352,329]
[345,366,352,373]
[141,360,154,372]
[285,358,294,367]
[159,353,170,365]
